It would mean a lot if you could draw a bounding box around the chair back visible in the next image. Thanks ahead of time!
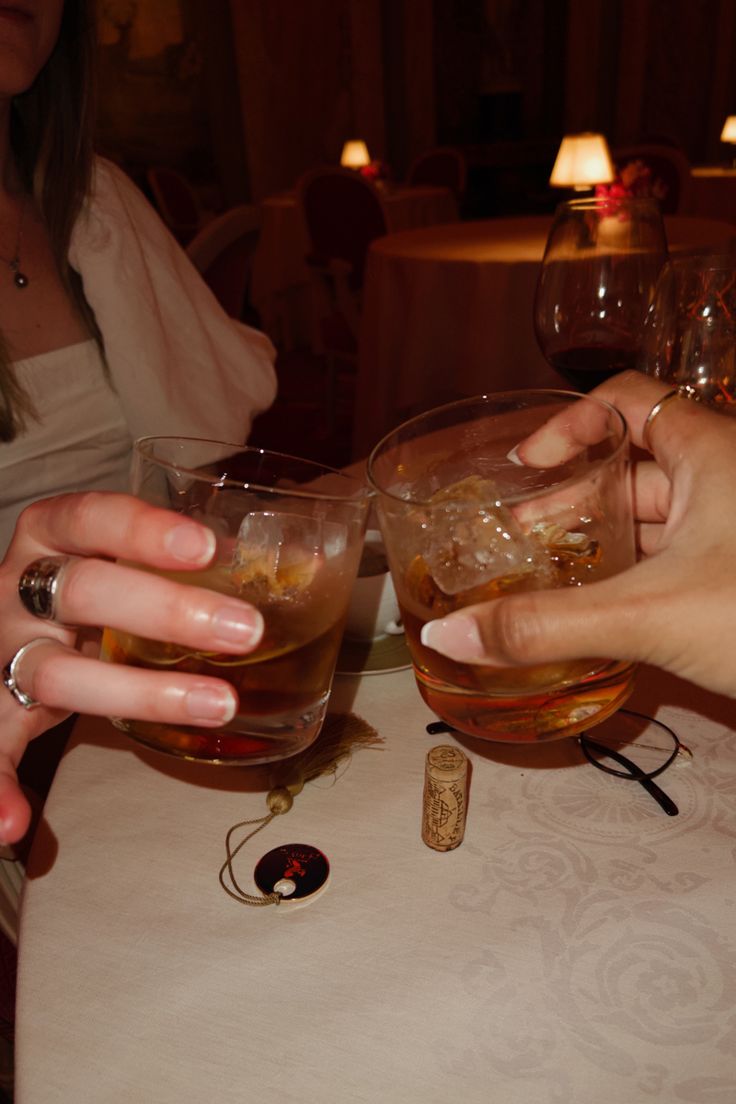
[612,144,691,214]
[186,205,261,319]
[407,147,466,198]
[146,166,203,242]
[297,168,388,288]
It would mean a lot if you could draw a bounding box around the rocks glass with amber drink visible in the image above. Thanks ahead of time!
[101,437,370,763]
[368,391,636,743]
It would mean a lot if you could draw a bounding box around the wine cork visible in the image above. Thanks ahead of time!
[422,745,468,851]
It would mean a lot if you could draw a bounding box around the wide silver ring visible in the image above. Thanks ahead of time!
[18,556,70,621]
[642,389,682,453]
[1,637,57,710]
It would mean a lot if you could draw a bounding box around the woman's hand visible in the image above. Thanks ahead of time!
[0,492,264,845]
[421,371,736,699]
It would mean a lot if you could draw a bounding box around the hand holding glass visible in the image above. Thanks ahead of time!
[368,391,636,743]
[101,438,369,763]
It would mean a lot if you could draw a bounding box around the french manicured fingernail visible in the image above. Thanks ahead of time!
[421,614,484,661]
[211,605,264,648]
[185,685,237,722]
[506,444,524,466]
[165,523,216,564]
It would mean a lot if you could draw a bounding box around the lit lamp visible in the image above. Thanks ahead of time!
[549,132,615,191]
[340,140,370,170]
[720,116,736,165]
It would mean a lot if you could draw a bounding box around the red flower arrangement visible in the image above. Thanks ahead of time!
[359,161,389,184]
[595,159,668,203]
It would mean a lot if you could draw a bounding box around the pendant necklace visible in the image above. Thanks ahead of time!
[0,196,29,289]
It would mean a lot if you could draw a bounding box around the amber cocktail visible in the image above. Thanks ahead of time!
[368,391,636,743]
[101,438,369,763]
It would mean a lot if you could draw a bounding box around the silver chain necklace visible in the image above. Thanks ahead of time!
[0,196,29,289]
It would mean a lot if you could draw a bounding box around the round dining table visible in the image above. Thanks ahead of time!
[14,658,736,1103]
[351,213,736,458]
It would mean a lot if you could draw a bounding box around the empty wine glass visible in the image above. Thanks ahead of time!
[534,196,668,391]
[641,252,736,411]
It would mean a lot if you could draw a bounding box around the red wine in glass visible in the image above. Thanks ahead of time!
[535,196,668,392]
[547,343,641,391]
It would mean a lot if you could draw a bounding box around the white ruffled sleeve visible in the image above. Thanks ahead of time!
[68,157,277,444]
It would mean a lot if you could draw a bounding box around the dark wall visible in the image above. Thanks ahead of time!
[431,0,736,161]
[95,0,736,211]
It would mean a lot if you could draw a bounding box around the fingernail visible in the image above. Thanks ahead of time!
[165,523,216,564]
[185,685,237,722]
[506,444,524,466]
[421,614,484,661]
[211,605,264,648]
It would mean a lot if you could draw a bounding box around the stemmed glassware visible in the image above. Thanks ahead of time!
[534,196,668,391]
[641,251,736,410]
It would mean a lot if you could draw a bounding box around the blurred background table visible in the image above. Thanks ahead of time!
[352,214,736,458]
[687,166,736,223]
[251,184,458,350]
[15,665,736,1103]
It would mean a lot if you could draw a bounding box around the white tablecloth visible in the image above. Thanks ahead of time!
[15,662,736,1104]
[250,185,458,349]
[352,214,736,458]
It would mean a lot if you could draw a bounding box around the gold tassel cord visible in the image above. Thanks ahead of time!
[219,712,383,907]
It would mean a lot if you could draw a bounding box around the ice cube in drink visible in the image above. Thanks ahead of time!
[388,477,634,742]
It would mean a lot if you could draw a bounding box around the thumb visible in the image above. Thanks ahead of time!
[419,572,648,670]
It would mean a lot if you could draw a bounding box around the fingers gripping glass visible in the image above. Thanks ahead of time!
[578,709,693,816]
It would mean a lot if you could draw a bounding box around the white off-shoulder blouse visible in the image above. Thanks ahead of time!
[0,157,277,557]
[0,340,132,554]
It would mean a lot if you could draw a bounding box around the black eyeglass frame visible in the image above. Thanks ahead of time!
[578,708,682,780]
[426,709,689,818]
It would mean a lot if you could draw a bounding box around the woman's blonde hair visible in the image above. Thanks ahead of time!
[1,0,101,440]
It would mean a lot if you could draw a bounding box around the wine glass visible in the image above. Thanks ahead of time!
[641,251,736,410]
[534,195,668,391]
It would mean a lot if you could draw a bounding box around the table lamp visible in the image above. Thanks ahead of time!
[340,140,371,170]
[720,116,736,165]
[549,132,615,191]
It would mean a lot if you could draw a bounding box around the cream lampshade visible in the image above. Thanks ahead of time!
[340,140,371,169]
[549,132,615,190]
[721,116,736,143]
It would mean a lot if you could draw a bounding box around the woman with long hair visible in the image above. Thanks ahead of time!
[0,0,275,846]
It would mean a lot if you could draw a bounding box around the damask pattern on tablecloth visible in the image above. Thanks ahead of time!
[437,720,736,1103]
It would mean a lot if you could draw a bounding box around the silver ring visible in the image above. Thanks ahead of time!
[18,556,70,621]
[2,637,58,710]
[642,389,682,453]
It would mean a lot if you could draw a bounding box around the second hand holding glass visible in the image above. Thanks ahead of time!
[368,390,636,744]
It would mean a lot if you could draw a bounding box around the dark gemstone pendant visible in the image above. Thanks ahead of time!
[13,271,29,289]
